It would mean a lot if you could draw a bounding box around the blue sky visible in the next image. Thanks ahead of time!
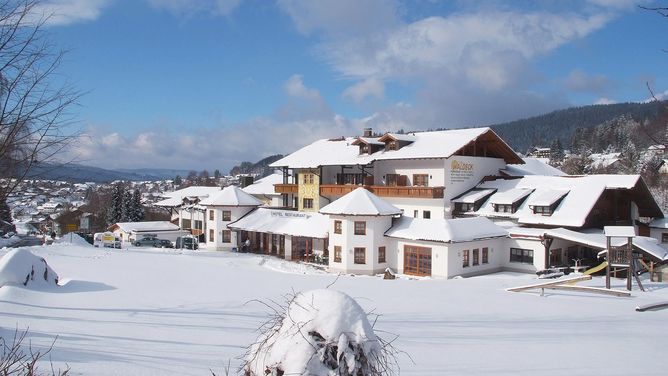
[40,0,668,172]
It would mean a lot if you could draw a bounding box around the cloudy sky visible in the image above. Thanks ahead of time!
[42,0,668,172]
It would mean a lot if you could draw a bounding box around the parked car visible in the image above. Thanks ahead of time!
[175,235,198,250]
[133,237,173,248]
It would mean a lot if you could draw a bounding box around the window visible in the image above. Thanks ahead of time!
[354,221,366,235]
[423,210,431,219]
[457,203,475,212]
[303,198,314,209]
[222,230,231,243]
[662,233,668,243]
[334,246,342,262]
[209,210,214,220]
[302,173,314,184]
[194,220,203,230]
[354,247,366,264]
[387,141,397,151]
[209,229,214,242]
[386,173,399,186]
[533,206,552,216]
[404,246,432,276]
[462,250,470,268]
[378,246,386,263]
[181,218,191,229]
[510,248,534,264]
[413,174,429,187]
[494,204,513,213]
[482,247,489,264]
[413,210,418,218]
[473,249,479,266]
[222,210,231,221]
[334,220,342,234]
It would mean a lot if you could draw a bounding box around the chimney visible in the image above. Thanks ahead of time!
[363,127,373,137]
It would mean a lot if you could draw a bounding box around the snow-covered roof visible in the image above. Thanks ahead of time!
[501,158,566,177]
[352,137,384,146]
[470,175,659,227]
[452,189,496,204]
[590,153,620,169]
[380,133,417,142]
[544,227,668,262]
[270,127,522,169]
[526,188,569,207]
[489,188,533,205]
[199,185,264,207]
[111,221,180,233]
[228,208,329,238]
[154,186,222,207]
[319,188,402,216]
[242,172,283,197]
[385,216,508,243]
[648,217,668,229]
[604,226,635,238]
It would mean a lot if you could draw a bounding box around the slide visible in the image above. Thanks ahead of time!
[584,261,608,275]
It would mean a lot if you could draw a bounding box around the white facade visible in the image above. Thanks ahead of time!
[204,206,255,251]
[327,215,394,275]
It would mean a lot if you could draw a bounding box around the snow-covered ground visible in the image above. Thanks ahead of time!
[1,242,667,375]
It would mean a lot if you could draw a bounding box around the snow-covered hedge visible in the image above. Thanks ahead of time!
[244,289,396,376]
[0,249,59,288]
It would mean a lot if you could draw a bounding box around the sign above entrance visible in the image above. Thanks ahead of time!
[271,211,312,219]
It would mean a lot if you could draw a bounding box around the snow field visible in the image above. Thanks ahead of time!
[1,243,667,375]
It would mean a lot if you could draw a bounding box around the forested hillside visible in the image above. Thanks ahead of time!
[490,101,666,153]
[229,154,284,177]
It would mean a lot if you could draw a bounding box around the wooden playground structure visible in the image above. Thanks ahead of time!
[508,226,645,298]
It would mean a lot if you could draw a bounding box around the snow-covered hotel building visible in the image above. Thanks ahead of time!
[165,127,668,278]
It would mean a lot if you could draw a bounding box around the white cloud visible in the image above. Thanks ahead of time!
[342,77,385,103]
[284,74,320,100]
[594,97,617,105]
[34,0,111,26]
[146,0,241,17]
[565,69,612,94]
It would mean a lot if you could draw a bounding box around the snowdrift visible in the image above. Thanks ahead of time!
[0,249,59,288]
[244,289,391,376]
[55,233,92,247]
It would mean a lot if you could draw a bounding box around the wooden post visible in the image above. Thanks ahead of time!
[605,236,611,289]
[626,236,632,291]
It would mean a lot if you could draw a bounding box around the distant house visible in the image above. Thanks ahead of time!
[526,147,551,159]
[108,221,188,243]
[658,159,668,175]
[242,171,286,207]
[589,152,621,172]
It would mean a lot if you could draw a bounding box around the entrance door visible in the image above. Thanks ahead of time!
[292,237,312,261]
[404,245,432,276]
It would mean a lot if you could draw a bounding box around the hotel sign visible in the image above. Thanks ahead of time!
[271,211,311,219]
[450,159,474,183]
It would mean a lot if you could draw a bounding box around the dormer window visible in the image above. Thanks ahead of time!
[494,204,513,213]
[457,203,475,212]
[452,188,496,214]
[378,133,416,152]
[488,188,533,215]
[387,141,397,151]
[526,189,569,217]
[351,137,383,155]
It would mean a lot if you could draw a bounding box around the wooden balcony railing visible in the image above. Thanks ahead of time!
[320,184,445,199]
[274,184,298,194]
[275,183,445,198]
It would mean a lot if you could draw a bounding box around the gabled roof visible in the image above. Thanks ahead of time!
[466,175,663,227]
[270,127,523,169]
[154,186,221,207]
[242,172,284,196]
[351,137,384,146]
[199,185,264,207]
[319,187,402,216]
[501,158,566,177]
[385,216,508,243]
[377,133,416,143]
[109,221,179,233]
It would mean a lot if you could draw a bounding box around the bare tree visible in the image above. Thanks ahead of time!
[0,0,80,203]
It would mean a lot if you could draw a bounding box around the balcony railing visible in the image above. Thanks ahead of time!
[274,183,445,198]
[274,184,299,194]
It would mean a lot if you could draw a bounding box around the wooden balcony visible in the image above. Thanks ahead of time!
[320,184,444,199]
[274,184,298,194]
[275,183,445,198]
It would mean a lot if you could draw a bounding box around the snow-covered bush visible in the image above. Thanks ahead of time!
[243,289,397,376]
[0,249,59,288]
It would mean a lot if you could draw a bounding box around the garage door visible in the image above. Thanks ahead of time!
[404,245,432,276]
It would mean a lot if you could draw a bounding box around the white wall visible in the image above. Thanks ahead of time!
[204,206,256,251]
[382,197,445,219]
[373,159,445,186]
[328,215,394,275]
[443,156,506,217]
